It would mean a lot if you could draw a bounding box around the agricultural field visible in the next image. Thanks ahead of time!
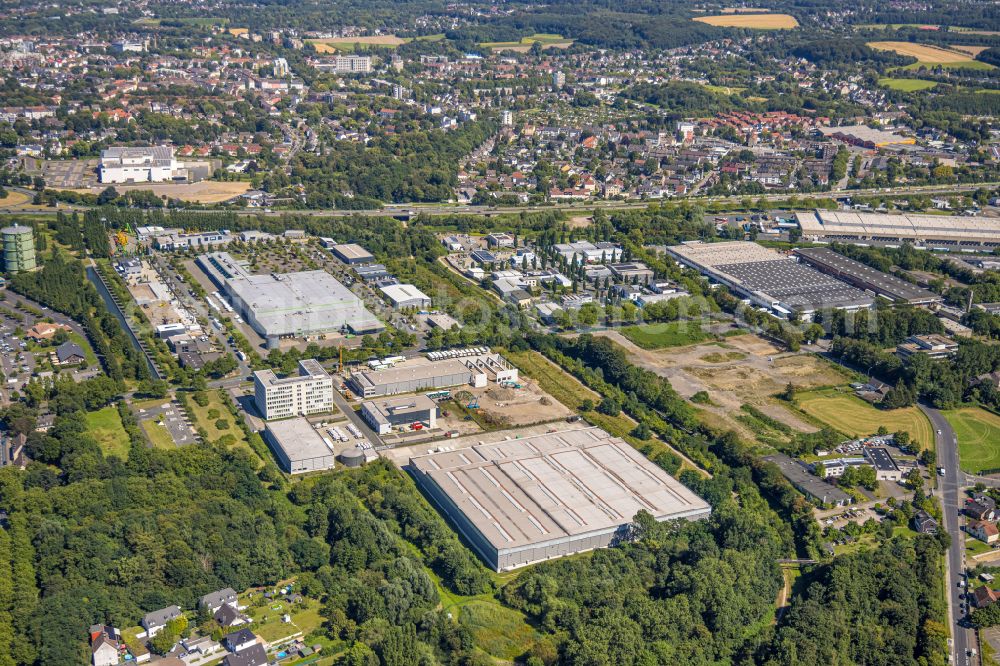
[479,33,575,51]
[794,389,934,449]
[619,321,711,349]
[879,77,939,91]
[868,41,994,69]
[943,407,1000,474]
[693,13,799,29]
[85,406,131,459]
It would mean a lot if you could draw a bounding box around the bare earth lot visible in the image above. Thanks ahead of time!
[597,330,842,437]
[70,180,250,203]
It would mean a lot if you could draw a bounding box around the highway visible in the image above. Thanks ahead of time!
[922,404,973,666]
[3,182,999,219]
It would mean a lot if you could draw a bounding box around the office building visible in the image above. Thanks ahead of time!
[896,334,959,360]
[1,225,35,273]
[361,394,438,434]
[410,426,711,571]
[263,417,335,474]
[254,359,333,420]
[99,146,177,183]
[763,453,853,507]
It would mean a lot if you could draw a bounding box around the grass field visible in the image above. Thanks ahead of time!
[879,77,939,91]
[795,389,934,449]
[458,601,541,661]
[189,390,252,451]
[943,407,1000,473]
[694,13,799,29]
[246,595,324,644]
[306,34,406,52]
[85,406,130,459]
[869,41,994,70]
[140,420,176,449]
[620,322,711,349]
[480,33,574,51]
[0,191,30,208]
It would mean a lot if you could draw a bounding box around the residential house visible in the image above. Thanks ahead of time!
[55,341,86,366]
[199,588,238,614]
[965,495,997,522]
[222,644,268,666]
[974,586,1000,608]
[214,602,248,628]
[223,628,258,653]
[968,519,999,544]
[91,633,120,666]
[912,510,938,534]
[26,322,70,342]
[142,605,181,638]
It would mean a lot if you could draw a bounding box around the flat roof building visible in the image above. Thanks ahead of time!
[263,417,335,474]
[896,334,958,360]
[331,243,375,265]
[380,283,432,309]
[608,262,655,284]
[667,241,873,320]
[350,358,480,398]
[197,252,382,347]
[865,447,902,482]
[99,146,178,183]
[819,125,915,149]
[410,427,711,571]
[361,394,438,434]
[792,247,940,305]
[763,453,853,507]
[254,359,333,420]
[796,210,1000,247]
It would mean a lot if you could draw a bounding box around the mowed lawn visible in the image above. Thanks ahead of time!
[795,389,934,449]
[943,407,1000,473]
[620,321,710,349]
[879,77,939,91]
[85,406,130,459]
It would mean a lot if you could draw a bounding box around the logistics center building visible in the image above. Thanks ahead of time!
[792,247,940,305]
[197,252,383,347]
[795,210,1000,248]
[666,241,873,320]
[410,426,711,571]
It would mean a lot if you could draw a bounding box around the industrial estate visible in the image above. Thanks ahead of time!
[6,0,1000,664]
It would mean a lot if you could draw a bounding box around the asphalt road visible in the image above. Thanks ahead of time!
[5,182,999,218]
[922,403,972,666]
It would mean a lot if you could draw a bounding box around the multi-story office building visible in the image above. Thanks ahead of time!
[254,359,333,420]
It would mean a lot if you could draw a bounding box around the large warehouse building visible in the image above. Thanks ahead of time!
[197,252,383,347]
[409,426,711,571]
[263,417,335,474]
[792,247,940,305]
[99,146,179,183]
[666,241,873,320]
[795,210,1000,248]
[349,354,517,397]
